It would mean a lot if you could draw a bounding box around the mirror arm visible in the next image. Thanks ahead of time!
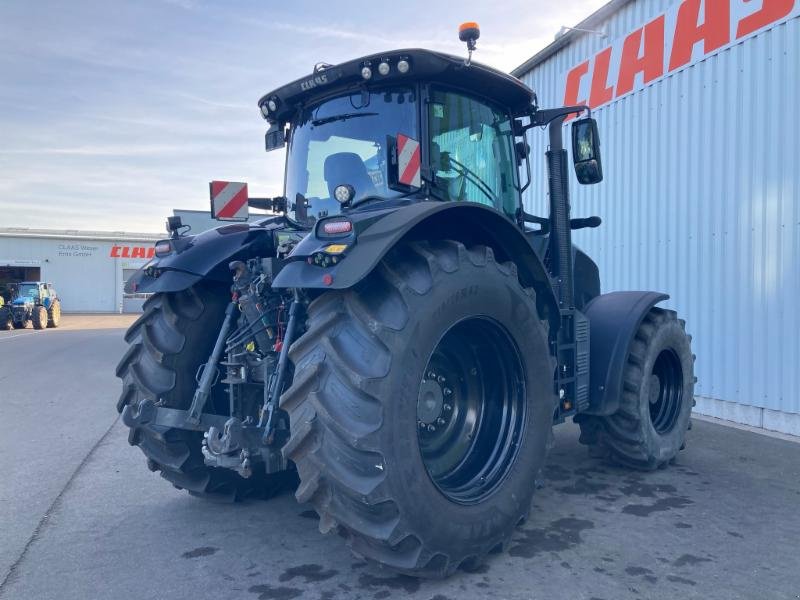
[518,140,532,193]
[530,105,590,128]
[248,197,287,213]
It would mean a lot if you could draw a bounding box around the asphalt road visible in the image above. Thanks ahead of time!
[1,315,799,600]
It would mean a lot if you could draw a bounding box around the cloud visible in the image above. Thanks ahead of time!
[0,0,607,232]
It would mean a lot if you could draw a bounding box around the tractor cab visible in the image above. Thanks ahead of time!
[13,282,41,305]
[258,47,546,224]
[212,37,602,242]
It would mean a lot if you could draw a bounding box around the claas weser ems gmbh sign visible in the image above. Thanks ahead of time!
[563,0,798,114]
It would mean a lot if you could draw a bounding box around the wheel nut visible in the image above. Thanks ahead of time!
[437,375,445,383]
[443,388,452,396]
[443,403,452,411]
[437,417,445,426]
[418,421,425,429]
[428,371,436,379]
[427,424,436,432]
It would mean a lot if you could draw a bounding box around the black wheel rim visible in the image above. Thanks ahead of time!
[417,317,526,505]
[648,348,684,434]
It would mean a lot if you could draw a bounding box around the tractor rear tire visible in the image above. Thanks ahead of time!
[32,306,48,329]
[281,241,556,577]
[117,283,295,501]
[47,300,61,328]
[576,307,694,470]
[0,308,11,330]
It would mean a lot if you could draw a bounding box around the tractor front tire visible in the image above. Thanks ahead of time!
[281,241,556,577]
[117,283,295,501]
[576,308,695,470]
[32,306,48,329]
[47,300,61,328]
[0,308,11,330]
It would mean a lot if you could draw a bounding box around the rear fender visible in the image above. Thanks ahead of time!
[126,223,275,295]
[272,201,560,328]
[582,291,669,416]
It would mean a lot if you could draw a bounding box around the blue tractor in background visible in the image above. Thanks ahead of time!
[0,282,61,330]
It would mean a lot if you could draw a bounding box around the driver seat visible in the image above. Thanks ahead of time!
[324,152,377,200]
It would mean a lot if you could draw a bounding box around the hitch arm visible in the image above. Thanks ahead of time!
[187,300,237,424]
[260,289,303,444]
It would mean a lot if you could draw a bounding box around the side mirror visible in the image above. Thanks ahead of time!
[265,124,285,152]
[572,117,603,184]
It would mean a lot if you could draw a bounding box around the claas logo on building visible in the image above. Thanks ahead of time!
[563,0,796,117]
[110,245,155,259]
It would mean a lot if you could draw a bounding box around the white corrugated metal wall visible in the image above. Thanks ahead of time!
[516,0,800,434]
[0,232,158,313]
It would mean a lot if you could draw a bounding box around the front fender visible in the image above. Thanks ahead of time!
[126,223,276,295]
[582,291,669,416]
[272,201,559,325]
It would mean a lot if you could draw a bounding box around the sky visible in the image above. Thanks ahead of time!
[0,0,606,233]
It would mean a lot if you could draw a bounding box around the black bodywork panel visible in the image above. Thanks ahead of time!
[574,247,601,310]
[125,218,307,295]
[271,201,561,327]
[582,291,669,416]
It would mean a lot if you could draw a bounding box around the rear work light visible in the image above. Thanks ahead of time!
[320,219,353,235]
[154,241,172,257]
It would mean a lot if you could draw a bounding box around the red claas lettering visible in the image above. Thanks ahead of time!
[616,16,665,96]
[561,0,797,112]
[736,0,794,38]
[668,0,730,71]
[588,47,616,109]
[109,245,154,259]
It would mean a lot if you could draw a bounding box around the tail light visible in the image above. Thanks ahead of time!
[154,241,172,257]
[319,218,353,236]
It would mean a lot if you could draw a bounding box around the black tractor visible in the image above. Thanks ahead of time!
[119,25,694,577]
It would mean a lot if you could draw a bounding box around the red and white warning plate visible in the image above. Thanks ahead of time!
[397,134,421,188]
[210,181,249,221]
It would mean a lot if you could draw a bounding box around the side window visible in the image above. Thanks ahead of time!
[428,89,518,216]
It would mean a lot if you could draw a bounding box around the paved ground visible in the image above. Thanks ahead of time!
[1,315,799,600]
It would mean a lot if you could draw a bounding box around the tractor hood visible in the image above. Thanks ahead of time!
[257,48,535,124]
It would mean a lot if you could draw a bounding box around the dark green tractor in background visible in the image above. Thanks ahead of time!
[118,25,695,577]
[0,281,61,330]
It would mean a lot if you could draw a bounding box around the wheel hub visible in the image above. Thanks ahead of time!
[649,349,684,434]
[416,318,526,505]
[417,378,445,425]
[648,374,661,404]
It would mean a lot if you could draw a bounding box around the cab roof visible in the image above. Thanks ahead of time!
[258,48,535,124]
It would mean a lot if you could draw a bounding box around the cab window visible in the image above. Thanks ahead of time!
[428,89,518,216]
